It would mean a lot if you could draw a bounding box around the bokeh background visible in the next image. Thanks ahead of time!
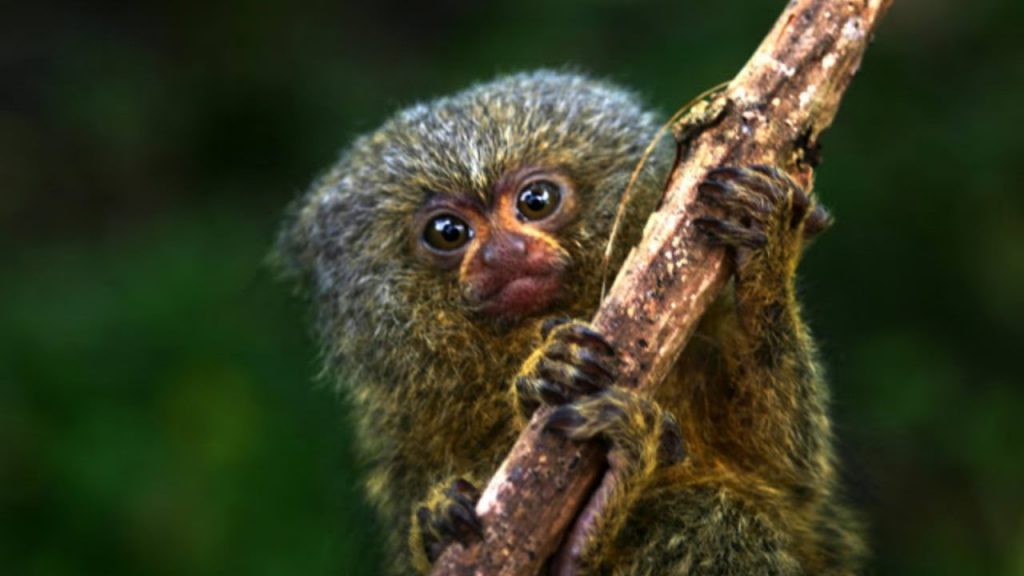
[3,0,1022,574]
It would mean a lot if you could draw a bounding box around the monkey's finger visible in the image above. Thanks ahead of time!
[558,323,616,357]
[540,316,572,339]
[543,339,617,387]
[416,506,433,530]
[705,165,747,181]
[541,339,573,363]
[748,164,788,182]
[743,164,816,224]
[693,217,768,249]
[752,168,811,227]
[697,178,772,217]
[657,412,687,467]
[708,165,783,204]
[544,405,588,436]
[445,501,484,539]
[515,376,545,413]
[426,541,446,564]
[538,361,602,396]
[447,478,481,508]
[520,367,594,407]
[803,202,833,238]
[435,511,465,541]
[418,505,455,563]
[573,347,617,385]
[544,330,614,383]
[544,395,628,441]
[537,379,571,405]
[715,165,789,206]
[726,164,784,196]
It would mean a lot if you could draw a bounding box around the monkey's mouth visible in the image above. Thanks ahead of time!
[477,274,563,319]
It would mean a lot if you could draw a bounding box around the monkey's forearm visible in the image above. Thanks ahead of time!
[721,290,830,479]
[693,167,833,485]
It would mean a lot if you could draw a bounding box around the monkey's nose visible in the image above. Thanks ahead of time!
[482,234,528,267]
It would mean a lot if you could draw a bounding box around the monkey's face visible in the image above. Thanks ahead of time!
[411,167,577,320]
[280,72,671,365]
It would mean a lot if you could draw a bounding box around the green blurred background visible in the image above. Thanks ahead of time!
[2,0,1022,574]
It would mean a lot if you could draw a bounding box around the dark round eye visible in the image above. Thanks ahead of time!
[423,214,473,252]
[516,180,562,221]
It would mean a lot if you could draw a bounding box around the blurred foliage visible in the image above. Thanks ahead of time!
[2,0,1023,574]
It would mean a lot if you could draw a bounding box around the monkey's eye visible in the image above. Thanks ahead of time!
[423,214,474,252]
[516,180,562,221]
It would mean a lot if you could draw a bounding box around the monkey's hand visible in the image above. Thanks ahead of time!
[514,319,685,574]
[513,318,617,417]
[410,478,483,573]
[694,165,831,297]
[514,319,683,468]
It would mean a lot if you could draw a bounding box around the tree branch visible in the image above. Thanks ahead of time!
[430,1,894,574]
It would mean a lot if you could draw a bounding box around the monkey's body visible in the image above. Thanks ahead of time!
[277,71,863,575]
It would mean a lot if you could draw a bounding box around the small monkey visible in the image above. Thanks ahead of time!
[277,71,863,574]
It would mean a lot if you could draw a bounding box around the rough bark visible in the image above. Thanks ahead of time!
[431,1,894,574]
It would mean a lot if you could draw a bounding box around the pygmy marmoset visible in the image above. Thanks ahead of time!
[276,70,864,575]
